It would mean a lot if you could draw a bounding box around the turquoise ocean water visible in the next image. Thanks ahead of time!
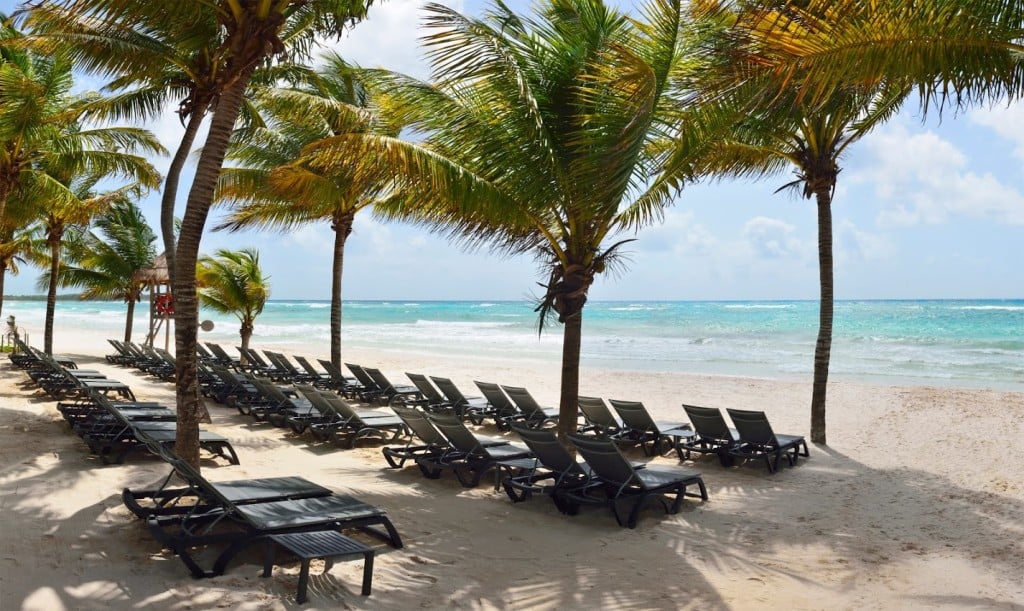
[5,298,1022,390]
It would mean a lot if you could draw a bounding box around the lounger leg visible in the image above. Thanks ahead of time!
[295,559,311,604]
[361,550,374,595]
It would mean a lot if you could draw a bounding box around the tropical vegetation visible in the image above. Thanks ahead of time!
[301,0,695,439]
[216,52,395,369]
[56,201,158,343]
[196,248,270,353]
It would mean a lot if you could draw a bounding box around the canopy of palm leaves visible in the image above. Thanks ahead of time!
[196,248,270,351]
[302,0,695,433]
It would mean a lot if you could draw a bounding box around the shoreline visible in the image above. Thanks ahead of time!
[1,328,1023,609]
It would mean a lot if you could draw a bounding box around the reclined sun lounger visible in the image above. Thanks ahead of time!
[607,399,692,456]
[430,376,490,422]
[502,425,599,512]
[82,394,239,465]
[382,406,507,470]
[679,404,740,464]
[473,381,524,431]
[566,433,707,528]
[319,392,409,448]
[500,385,560,428]
[136,445,402,578]
[577,396,624,436]
[725,408,809,473]
[418,414,533,488]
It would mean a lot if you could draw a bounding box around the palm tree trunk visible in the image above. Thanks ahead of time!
[810,184,834,446]
[0,261,7,323]
[162,106,207,287]
[124,295,136,343]
[44,236,61,355]
[330,213,354,368]
[240,321,253,352]
[174,70,256,471]
[556,309,583,442]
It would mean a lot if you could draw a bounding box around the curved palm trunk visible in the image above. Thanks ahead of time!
[556,309,584,442]
[44,235,61,355]
[329,213,354,368]
[174,71,256,471]
[810,184,834,445]
[162,107,207,287]
[240,320,253,352]
[0,261,7,323]
[124,296,136,343]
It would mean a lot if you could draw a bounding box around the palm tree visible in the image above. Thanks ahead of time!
[196,248,270,353]
[34,0,378,469]
[304,0,692,439]
[34,178,159,354]
[701,0,1024,114]
[57,201,158,342]
[216,52,396,369]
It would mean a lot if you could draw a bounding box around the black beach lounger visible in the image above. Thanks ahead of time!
[566,433,707,528]
[725,408,810,473]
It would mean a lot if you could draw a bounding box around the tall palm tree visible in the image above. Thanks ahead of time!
[217,52,396,369]
[37,0,377,469]
[305,0,692,438]
[35,178,159,353]
[19,3,321,286]
[196,248,270,353]
[57,201,158,342]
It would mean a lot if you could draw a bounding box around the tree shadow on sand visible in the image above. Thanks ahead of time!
[3,377,1023,609]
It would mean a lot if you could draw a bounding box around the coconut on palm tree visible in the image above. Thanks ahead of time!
[304,0,693,438]
[196,248,270,354]
[216,52,396,369]
[56,201,158,343]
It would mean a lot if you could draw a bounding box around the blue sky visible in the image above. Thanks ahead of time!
[2,0,1022,300]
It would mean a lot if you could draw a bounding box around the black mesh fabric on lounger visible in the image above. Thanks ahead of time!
[577,396,624,435]
[566,433,707,528]
[139,445,402,578]
[419,414,533,488]
[678,404,740,464]
[607,399,692,456]
[725,408,809,473]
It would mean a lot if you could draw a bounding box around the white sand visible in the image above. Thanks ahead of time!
[1,327,1022,610]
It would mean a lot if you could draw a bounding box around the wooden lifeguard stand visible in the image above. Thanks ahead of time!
[134,253,172,349]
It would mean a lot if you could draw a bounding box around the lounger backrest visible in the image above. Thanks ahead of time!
[431,377,469,405]
[567,433,639,488]
[293,356,322,377]
[392,405,449,445]
[501,386,544,418]
[474,381,516,414]
[578,396,619,429]
[206,343,234,364]
[251,377,292,406]
[320,393,363,423]
[683,404,734,442]
[318,359,349,384]
[346,364,379,390]
[268,351,301,375]
[512,425,583,476]
[608,400,657,433]
[364,368,398,394]
[406,373,444,403]
[295,384,333,415]
[726,408,778,446]
[427,414,484,454]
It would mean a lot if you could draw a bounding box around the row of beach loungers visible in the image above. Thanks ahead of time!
[9,338,809,602]
[8,338,401,603]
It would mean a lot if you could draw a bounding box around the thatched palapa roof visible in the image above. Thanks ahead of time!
[132,252,169,286]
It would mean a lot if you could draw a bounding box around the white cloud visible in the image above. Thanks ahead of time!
[834,219,894,263]
[633,209,716,256]
[970,104,1024,161]
[742,216,805,259]
[318,0,465,79]
[854,125,1024,226]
